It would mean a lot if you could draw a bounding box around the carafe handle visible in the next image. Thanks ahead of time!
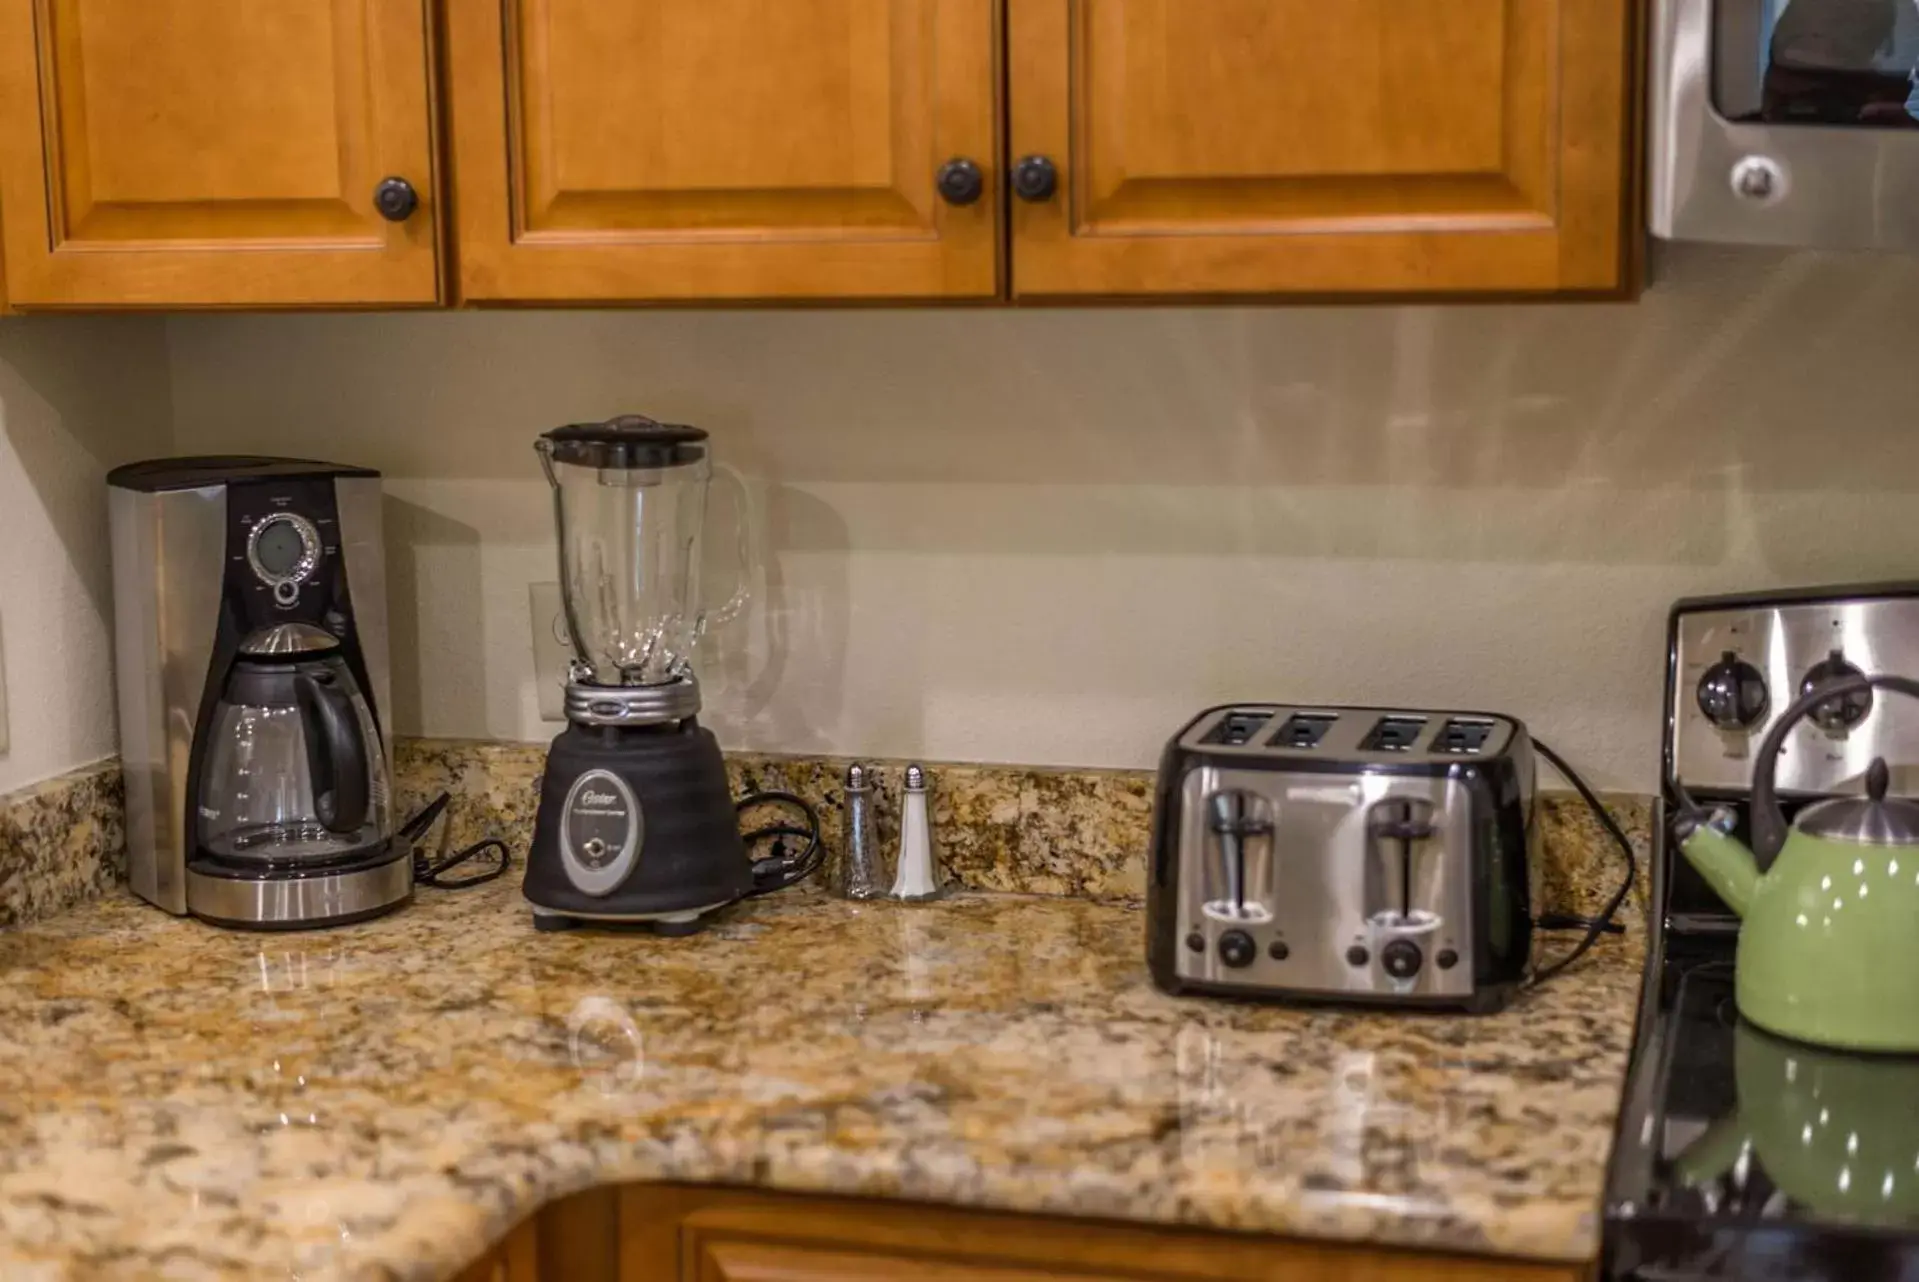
[297,671,371,834]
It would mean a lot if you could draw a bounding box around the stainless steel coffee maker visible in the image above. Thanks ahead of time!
[109,457,410,929]
[523,416,752,933]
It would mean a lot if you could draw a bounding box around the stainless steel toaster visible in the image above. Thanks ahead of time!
[1146,704,1539,1012]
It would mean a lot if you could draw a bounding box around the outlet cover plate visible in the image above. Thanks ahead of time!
[528,582,571,723]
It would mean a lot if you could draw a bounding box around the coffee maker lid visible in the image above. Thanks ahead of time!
[107,456,378,492]
[541,415,708,470]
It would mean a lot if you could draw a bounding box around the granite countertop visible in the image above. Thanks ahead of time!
[0,878,1644,1280]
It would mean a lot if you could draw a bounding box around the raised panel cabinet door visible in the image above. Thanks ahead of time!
[443,0,1000,302]
[691,1240,1125,1282]
[0,0,439,308]
[1007,0,1636,298]
[623,1187,1591,1282]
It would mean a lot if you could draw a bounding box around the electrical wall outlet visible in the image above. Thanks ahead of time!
[528,582,572,723]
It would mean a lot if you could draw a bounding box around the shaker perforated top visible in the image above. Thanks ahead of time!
[540,415,708,469]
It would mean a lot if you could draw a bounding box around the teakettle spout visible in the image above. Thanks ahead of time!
[1676,815,1757,918]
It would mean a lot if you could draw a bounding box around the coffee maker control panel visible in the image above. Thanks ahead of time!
[225,480,351,635]
[245,511,323,602]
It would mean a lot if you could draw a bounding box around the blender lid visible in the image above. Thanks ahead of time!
[541,415,708,469]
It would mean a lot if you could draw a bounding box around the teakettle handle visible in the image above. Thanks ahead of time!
[1751,673,1919,861]
[297,671,372,835]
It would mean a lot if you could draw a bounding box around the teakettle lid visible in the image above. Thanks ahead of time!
[1794,759,1919,846]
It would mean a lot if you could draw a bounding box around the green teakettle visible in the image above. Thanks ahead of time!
[1676,673,1919,1052]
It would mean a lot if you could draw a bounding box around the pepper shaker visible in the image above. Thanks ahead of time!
[889,764,946,902]
[832,763,888,899]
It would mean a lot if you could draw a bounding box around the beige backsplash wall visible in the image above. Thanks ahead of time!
[166,245,1919,792]
[0,318,174,791]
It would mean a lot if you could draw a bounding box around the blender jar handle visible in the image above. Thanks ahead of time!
[698,462,757,632]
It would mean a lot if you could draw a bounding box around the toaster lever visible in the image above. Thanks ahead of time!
[1205,791,1275,923]
[1369,808,1436,844]
[1367,798,1437,920]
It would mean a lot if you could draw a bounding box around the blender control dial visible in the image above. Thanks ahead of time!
[246,512,322,594]
[1801,649,1872,732]
[1696,650,1769,731]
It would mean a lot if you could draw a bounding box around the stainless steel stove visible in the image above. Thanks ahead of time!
[1604,582,1919,1281]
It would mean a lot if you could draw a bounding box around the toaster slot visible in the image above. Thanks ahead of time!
[1202,710,1274,747]
[1202,790,1275,923]
[1269,713,1337,749]
[1360,716,1428,753]
[1435,718,1495,755]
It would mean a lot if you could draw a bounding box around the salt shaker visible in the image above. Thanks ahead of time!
[832,763,888,899]
[888,764,946,902]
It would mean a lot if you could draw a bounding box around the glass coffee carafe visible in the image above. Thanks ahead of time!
[197,652,392,867]
[537,415,747,688]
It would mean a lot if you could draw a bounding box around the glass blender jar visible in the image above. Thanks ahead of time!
[537,417,717,688]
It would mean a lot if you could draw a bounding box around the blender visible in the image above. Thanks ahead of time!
[524,416,753,932]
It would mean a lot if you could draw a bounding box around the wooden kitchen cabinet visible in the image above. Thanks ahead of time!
[1005,0,1638,298]
[442,0,1002,303]
[0,0,441,308]
[452,1185,1590,1282]
[0,0,1638,309]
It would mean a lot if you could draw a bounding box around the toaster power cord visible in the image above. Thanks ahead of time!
[1528,737,1637,987]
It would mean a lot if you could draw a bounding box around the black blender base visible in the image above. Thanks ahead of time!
[524,718,753,933]
[529,907,721,936]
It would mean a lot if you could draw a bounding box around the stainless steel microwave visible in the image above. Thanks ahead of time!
[1652,0,1919,250]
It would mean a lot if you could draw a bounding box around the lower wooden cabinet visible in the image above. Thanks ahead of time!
[452,1185,1591,1282]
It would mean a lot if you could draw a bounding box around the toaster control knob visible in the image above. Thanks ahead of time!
[1381,939,1423,981]
[1218,930,1257,969]
[1802,649,1872,732]
[1696,651,1769,731]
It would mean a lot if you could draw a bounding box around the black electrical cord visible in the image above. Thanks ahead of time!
[400,792,514,890]
[735,789,824,897]
[1528,736,1637,987]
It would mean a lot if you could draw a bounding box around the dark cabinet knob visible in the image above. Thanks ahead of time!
[373,177,419,222]
[936,158,984,207]
[1011,155,1059,203]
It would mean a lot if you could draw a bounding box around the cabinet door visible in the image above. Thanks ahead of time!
[0,0,439,308]
[622,1186,1590,1282]
[1007,0,1636,298]
[443,0,1000,303]
[452,1217,540,1282]
[692,1240,1109,1282]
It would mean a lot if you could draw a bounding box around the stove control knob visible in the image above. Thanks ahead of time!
[1801,649,1872,732]
[1696,651,1769,731]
